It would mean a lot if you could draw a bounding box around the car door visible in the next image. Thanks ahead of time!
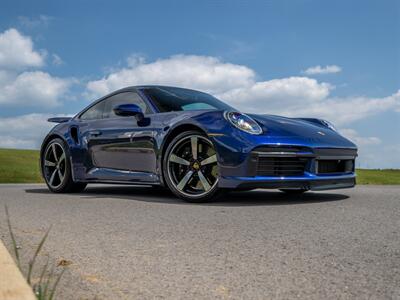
[80,91,157,175]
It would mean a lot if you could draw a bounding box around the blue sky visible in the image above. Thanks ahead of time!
[0,0,399,168]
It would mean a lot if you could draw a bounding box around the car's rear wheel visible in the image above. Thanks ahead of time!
[163,131,223,202]
[42,138,87,193]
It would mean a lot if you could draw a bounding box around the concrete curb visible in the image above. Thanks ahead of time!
[0,240,36,300]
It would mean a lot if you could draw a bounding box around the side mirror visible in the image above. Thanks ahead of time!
[113,104,144,121]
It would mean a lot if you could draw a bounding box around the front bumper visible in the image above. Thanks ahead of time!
[217,146,357,190]
[219,173,356,190]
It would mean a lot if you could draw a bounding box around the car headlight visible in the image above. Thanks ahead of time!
[320,119,337,132]
[224,111,263,135]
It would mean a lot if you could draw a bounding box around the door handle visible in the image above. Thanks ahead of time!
[89,130,102,137]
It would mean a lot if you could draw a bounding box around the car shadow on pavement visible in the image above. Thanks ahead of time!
[25,185,349,206]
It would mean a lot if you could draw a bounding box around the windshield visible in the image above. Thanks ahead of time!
[143,87,233,112]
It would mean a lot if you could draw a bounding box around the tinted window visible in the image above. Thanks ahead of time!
[103,92,151,118]
[143,87,233,112]
[80,101,105,120]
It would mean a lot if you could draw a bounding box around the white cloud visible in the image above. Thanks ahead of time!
[218,77,333,111]
[86,54,255,97]
[0,113,75,149]
[126,54,146,68]
[0,28,44,70]
[0,71,72,107]
[0,28,73,108]
[52,54,63,66]
[0,28,73,147]
[302,65,342,75]
[297,91,400,125]
[340,128,381,146]
[0,114,55,149]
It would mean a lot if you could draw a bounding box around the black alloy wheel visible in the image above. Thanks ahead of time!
[42,138,86,193]
[163,131,223,202]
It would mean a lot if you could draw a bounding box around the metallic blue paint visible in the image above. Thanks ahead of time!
[41,86,357,191]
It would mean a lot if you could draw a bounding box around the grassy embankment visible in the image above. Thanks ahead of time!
[0,148,43,183]
[355,169,400,185]
[0,148,399,184]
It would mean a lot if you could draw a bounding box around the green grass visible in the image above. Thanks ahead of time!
[0,148,399,185]
[0,148,43,183]
[356,169,400,185]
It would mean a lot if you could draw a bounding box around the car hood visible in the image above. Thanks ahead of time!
[249,114,357,148]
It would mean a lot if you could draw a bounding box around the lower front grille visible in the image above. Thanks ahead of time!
[256,157,307,176]
[317,159,354,174]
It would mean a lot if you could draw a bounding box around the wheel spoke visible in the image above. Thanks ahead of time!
[52,144,58,162]
[44,160,56,167]
[57,169,64,183]
[169,154,190,166]
[198,170,211,191]
[200,154,217,166]
[59,152,66,163]
[49,169,57,185]
[176,170,193,191]
[191,137,198,160]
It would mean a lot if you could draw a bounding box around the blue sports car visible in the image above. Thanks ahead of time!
[40,86,357,202]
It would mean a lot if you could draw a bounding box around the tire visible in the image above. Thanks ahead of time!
[42,138,87,193]
[163,131,224,202]
[279,189,307,195]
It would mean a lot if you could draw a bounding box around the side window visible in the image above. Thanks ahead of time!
[80,101,105,120]
[103,92,151,119]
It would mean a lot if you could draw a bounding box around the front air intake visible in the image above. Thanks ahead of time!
[317,160,354,174]
[256,157,308,176]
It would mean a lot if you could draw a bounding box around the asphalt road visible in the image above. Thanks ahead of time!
[0,184,399,299]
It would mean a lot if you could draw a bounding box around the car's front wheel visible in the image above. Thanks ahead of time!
[163,131,223,202]
[42,138,87,193]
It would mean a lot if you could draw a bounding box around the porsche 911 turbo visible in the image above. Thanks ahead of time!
[40,86,357,202]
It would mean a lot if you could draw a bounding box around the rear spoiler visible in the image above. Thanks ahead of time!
[47,117,72,123]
